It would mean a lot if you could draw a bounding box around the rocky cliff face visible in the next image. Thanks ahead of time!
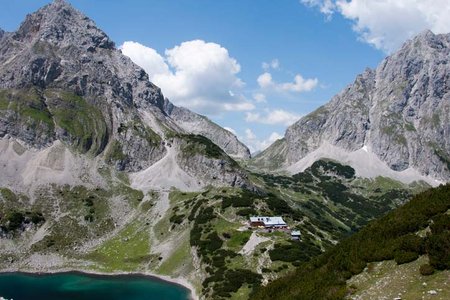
[255,31,450,182]
[163,99,251,159]
[0,0,250,191]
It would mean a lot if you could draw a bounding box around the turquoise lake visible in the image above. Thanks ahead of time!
[0,272,190,300]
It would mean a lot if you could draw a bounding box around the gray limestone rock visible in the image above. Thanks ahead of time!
[163,99,251,159]
[257,30,450,181]
[0,0,250,188]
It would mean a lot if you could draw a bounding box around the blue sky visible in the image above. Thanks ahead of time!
[2,0,449,152]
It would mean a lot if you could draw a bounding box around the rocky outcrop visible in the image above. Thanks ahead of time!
[248,138,288,171]
[0,0,168,171]
[163,99,251,159]
[0,0,250,189]
[256,30,450,182]
[176,134,251,188]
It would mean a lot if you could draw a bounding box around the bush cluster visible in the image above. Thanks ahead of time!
[0,210,45,233]
[252,184,450,300]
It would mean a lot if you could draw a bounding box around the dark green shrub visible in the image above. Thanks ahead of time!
[5,211,25,231]
[222,232,231,239]
[398,234,425,254]
[203,232,223,253]
[251,184,450,300]
[170,214,185,224]
[237,208,257,216]
[30,212,45,224]
[419,264,434,276]
[431,214,450,234]
[427,231,450,270]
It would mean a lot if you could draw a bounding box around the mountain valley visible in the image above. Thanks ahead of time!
[0,1,449,300]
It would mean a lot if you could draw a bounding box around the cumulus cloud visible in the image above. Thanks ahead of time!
[245,109,302,126]
[262,59,280,70]
[253,93,267,103]
[245,128,257,140]
[121,40,254,114]
[257,72,318,93]
[301,0,336,16]
[281,74,319,92]
[257,72,274,89]
[242,129,283,153]
[301,0,450,53]
[121,41,169,76]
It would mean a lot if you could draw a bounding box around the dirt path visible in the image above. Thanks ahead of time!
[240,232,270,255]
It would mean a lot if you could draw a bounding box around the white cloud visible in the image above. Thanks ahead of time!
[257,72,274,89]
[257,72,318,93]
[120,41,169,76]
[280,74,319,92]
[253,93,266,103]
[301,0,450,53]
[242,129,283,153]
[245,128,257,140]
[301,0,336,16]
[245,109,302,126]
[121,40,253,114]
[262,59,280,70]
[223,101,255,111]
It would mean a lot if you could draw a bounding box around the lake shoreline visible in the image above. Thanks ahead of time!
[0,269,198,300]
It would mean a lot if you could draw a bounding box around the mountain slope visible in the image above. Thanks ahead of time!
[0,160,427,299]
[252,183,450,300]
[0,2,445,300]
[0,0,250,193]
[253,31,450,184]
[163,99,251,159]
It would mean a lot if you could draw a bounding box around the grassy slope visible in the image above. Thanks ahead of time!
[251,160,428,244]
[0,159,433,300]
[0,87,108,154]
[251,184,450,300]
[348,256,449,300]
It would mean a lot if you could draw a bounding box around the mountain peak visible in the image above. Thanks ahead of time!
[52,0,70,5]
[415,29,435,39]
[13,0,114,49]
[47,0,72,9]
[400,29,450,54]
[254,30,450,183]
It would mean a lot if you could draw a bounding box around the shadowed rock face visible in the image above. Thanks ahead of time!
[163,99,251,159]
[257,30,450,181]
[0,0,251,189]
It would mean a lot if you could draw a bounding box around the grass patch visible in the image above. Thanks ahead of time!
[87,221,151,272]
[117,119,161,146]
[46,89,108,154]
[226,230,252,251]
[348,256,450,300]
[252,184,450,300]
[105,140,127,162]
[0,88,54,129]
[157,233,192,275]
